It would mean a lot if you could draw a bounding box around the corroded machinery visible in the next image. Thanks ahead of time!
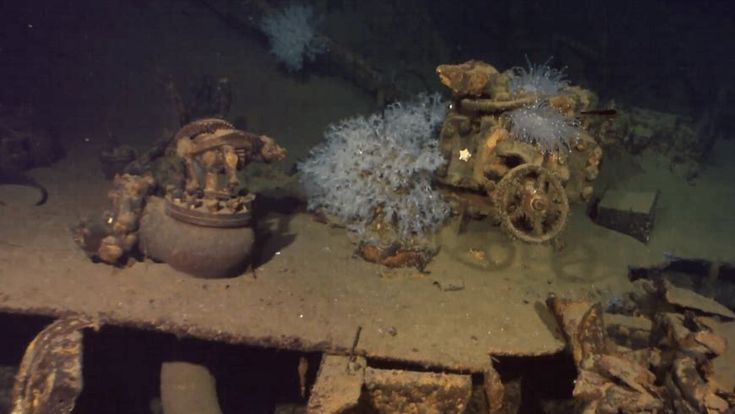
[436,60,604,243]
[140,118,287,277]
[74,118,287,277]
[167,118,286,226]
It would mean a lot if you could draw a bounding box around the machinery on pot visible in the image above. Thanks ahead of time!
[73,118,287,278]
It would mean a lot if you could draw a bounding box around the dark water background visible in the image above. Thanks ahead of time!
[1,0,733,153]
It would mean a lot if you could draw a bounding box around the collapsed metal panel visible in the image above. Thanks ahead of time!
[0,196,575,372]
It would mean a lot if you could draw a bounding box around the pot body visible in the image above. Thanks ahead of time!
[140,196,254,278]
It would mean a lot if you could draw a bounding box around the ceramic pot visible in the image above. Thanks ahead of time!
[139,196,255,278]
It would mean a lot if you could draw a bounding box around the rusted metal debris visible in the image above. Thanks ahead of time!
[657,278,735,320]
[363,367,472,414]
[72,173,155,265]
[546,297,607,366]
[548,280,735,413]
[306,354,473,414]
[11,316,95,414]
[482,363,506,414]
[548,296,663,412]
[307,355,365,414]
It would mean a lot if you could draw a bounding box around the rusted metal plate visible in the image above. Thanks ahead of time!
[547,297,606,366]
[4,144,678,371]
[658,279,735,319]
[0,202,567,372]
[11,317,94,414]
[698,317,735,394]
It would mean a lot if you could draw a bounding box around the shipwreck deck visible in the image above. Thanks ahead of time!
[0,162,669,373]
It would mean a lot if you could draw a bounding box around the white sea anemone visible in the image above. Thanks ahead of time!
[507,102,579,152]
[259,4,325,71]
[508,57,569,97]
[299,94,449,240]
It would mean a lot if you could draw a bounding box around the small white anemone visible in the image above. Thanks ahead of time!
[507,102,579,153]
[508,57,569,97]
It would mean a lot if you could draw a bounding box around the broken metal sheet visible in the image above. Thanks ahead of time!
[573,354,662,412]
[546,297,606,366]
[551,297,664,412]
[672,356,729,413]
[693,330,727,356]
[653,313,695,350]
[482,364,505,414]
[11,316,95,414]
[593,354,657,396]
[604,312,652,334]
[572,369,609,401]
[307,355,365,414]
[696,317,735,395]
[551,285,735,412]
[0,211,565,375]
[604,313,652,349]
[657,279,735,320]
[654,311,730,360]
[363,367,472,414]
[596,383,663,413]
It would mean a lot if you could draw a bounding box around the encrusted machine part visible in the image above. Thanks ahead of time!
[136,118,286,277]
[494,164,569,243]
[436,60,510,99]
[164,193,254,228]
[72,173,155,265]
[435,59,604,243]
[11,317,94,414]
[174,118,287,202]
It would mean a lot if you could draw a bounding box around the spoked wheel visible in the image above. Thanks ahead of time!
[493,164,569,243]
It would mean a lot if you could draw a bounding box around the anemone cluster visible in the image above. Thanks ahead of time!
[299,94,450,241]
[506,58,579,152]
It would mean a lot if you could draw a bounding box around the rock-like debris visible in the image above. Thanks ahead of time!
[548,280,735,413]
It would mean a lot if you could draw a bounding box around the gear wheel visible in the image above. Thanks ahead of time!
[493,164,569,243]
